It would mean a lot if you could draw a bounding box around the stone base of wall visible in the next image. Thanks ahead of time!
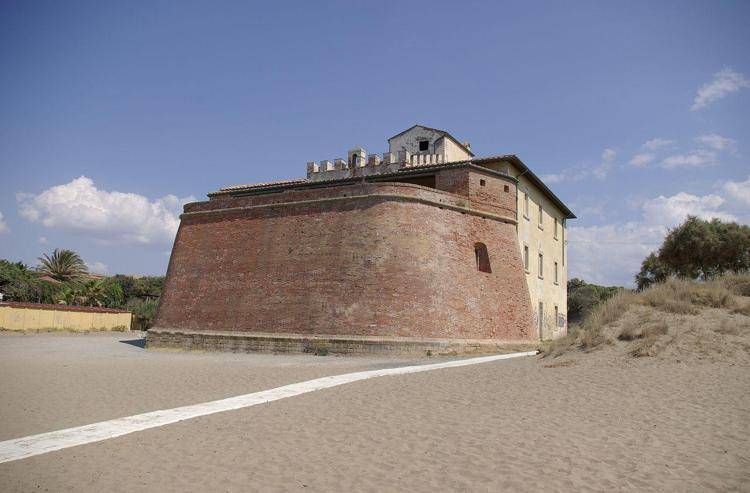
[146,328,536,356]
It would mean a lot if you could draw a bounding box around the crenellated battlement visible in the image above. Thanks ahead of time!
[306,149,448,181]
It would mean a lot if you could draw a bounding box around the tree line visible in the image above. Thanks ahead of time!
[635,216,750,290]
[570,216,749,321]
[0,249,164,329]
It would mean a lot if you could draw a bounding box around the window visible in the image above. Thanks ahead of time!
[523,245,530,271]
[504,184,509,193]
[554,305,559,328]
[474,243,491,273]
[554,217,559,239]
[538,252,544,278]
[538,203,543,228]
[419,140,429,151]
[523,189,529,218]
[480,179,486,187]
[554,261,559,284]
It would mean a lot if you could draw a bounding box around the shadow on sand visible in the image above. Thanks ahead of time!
[120,338,146,349]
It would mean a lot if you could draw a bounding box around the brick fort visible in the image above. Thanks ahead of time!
[148,125,575,354]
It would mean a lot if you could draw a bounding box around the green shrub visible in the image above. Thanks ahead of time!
[567,278,625,322]
[0,260,58,303]
[636,217,750,289]
[126,298,159,330]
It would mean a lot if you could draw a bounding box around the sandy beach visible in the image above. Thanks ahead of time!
[1,332,748,492]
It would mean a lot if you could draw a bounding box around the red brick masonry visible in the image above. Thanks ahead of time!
[153,168,535,349]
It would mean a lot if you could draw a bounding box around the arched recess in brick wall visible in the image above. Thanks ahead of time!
[474,242,491,273]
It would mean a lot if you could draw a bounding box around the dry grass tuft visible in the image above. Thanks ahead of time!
[577,289,637,350]
[578,325,606,350]
[617,322,642,341]
[543,274,750,360]
[730,302,750,317]
[732,282,750,297]
[540,333,576,358]
[543,359,576,368]
[618,311,668,342]
[655,299,699,315]
[720,272,750,297]
[638,278,735,314]
[629,334,661,357]
[691,286,735,308]
[541,290,635,357]
[624,315,669,357]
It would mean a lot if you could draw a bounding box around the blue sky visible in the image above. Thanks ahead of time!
[1,0,748,286]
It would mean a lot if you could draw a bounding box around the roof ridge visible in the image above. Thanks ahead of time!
[219,178,307,192]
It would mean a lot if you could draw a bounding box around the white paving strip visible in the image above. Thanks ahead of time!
[0,350,536,464]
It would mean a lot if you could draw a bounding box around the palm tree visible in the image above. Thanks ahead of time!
[38,249,88,283]
[76,279,107,307]
[55,285,77,305]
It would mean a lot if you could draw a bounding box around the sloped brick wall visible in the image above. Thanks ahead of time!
[154,181,534,342]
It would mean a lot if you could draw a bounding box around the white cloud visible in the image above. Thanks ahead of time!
[691,68,750,111]
[642,138,674,151]
[641,192,735,225]
[541,148,617,184]
[540,168,587,184]
[591,165,609,180]
[38,236,48,244]
[601,148,616,162]
[540,173,564,184]
[656,133,736,169]
[628,153,655,167]
[695,133,736,152]
[568,222,665,286]
[0,211,8,234]
[593,148,616,180]
[661,150,717,168]
[722,175,750,208]
[17,176,194,245]
[629,138,674,167]
[87,261,109,275]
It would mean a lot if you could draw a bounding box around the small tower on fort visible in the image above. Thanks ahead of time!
[347,147,366,168]
[307,124,475,182]
[387,124,474,162]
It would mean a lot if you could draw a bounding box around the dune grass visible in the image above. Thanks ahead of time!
[721,272,750,297]
[617,313,670,357]
[542,272,750,358]
[542,290,635,357]
[638,278,735,313]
